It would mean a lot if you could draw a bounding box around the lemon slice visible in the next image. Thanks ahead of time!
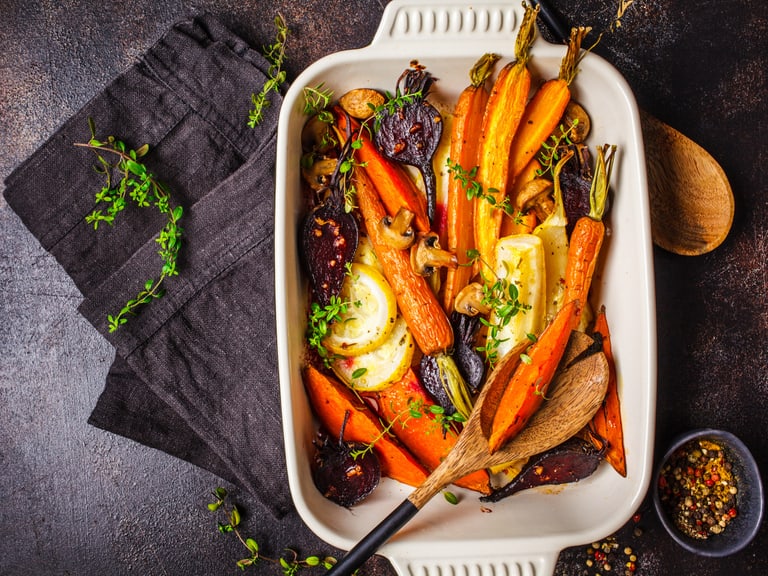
[323,263,397,356]
[332,316,414,391]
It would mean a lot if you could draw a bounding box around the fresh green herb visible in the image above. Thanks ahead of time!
[306,295,350,366]
[208,487,336,573]
[303,83,334,123]
[465,251,531,367]
[75,118,183,333]
[248,14,289,128]
[445,158,516,217]
[536,121,578,178]
[443,490,460,505]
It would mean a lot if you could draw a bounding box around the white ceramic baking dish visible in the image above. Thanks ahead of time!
[275,2,657,575]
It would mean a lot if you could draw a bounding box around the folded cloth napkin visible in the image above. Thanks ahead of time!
[4,13,294,520]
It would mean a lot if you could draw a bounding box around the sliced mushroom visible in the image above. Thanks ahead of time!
[301,114,336,155]
[301,157,338,191]
[377,207,416,250]
[339,88,386,120]
[454,282,491,316]
[410,232,457,277]
[561,101,591,144]
[513,177,553,212]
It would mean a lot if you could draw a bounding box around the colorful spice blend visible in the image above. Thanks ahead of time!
[657,438,739,540]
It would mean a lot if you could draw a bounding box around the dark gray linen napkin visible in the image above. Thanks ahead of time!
[4,13,293,519]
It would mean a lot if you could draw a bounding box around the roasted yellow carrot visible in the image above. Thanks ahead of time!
[474,2,538,275]
[507,26,590,194]
[441,53,499,313]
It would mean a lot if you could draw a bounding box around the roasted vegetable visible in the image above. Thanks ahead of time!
[474,2,538,275]
[312,410,381,507]
[300,135,359,306]
[480,437,603,502]
[588,307,626,477]
[487,298,581,453]
[562,145,616,321]
[450,311,485,393]
[304,365,429,487]
[374,63,443,223]
[374,369,491,494]
[506,26,589,195]
[335,109,430,232]
[441,53,499,312]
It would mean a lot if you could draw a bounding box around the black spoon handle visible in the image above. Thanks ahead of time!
[325,499,420,576]
[530,0,571,44]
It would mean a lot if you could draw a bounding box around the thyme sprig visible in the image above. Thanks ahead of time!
[466,249,531,368]
[249,14,289,128]
[208,487,335,573]
[306,294,351,366]
[536,121,578,178]
[445,158,519,219]
[75,118,183,333]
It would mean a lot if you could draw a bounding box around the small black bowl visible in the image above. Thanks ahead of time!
[653,428,763,557]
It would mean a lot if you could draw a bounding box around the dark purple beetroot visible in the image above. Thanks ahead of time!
[450,312,485,393]
[374,64,443,223]
[311,410,380,507]
[480,437,604,502]
[301,138,359,306]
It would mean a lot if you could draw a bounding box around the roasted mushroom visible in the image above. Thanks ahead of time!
[377,207,416,250]
[454,282,491,316]
[410,232,457,277]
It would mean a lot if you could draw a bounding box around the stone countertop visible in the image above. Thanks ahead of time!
[1,1,766,575]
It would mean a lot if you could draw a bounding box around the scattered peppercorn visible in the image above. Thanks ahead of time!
[657,438,738,540]
[583,536,639,575]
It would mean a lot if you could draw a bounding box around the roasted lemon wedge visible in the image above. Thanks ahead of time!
[323,263,397,357]
[331,315,414,391]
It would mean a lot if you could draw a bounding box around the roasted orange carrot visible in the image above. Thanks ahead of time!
[474,2,538,275]
[354,167,453,357]
[303,364,429,487]
[487,298,581,453]
[506,26,590,192]
[441,53,499,313]
[375,369,492,494]
[334,108,430,233]
[588,307,626,477]
[562,145,616,318]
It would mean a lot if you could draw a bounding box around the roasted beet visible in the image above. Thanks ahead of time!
[451,312,485,393]
[560,144,593,235]
[301,137,359,306]
[311,410,381,507]
[374,64,443,223]
[419,354,455,416]
[480,437,604,502]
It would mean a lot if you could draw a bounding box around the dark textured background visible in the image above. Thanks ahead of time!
[1,1,766,574]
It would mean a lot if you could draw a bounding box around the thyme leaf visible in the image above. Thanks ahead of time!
[208,487,336,573]
[75,118,183,333]
[248,14,289,128]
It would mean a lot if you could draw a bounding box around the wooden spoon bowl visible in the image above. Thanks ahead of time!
[641,109,735,256]
[326,332,609,575]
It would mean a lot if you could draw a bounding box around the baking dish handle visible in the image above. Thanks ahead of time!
[371,0,527,48]
[387,550,559,576]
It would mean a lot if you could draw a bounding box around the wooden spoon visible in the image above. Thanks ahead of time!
[531,0,735,256]
[326,332,609,576]
[640,110,734,256]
